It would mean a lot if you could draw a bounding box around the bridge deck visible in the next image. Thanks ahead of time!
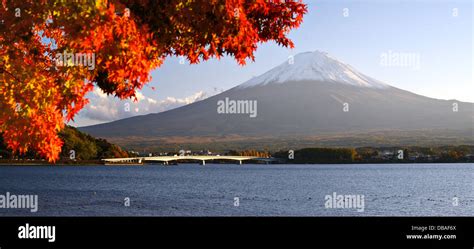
[102,155,274,164]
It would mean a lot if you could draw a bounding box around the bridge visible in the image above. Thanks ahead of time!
[102,155,275,165]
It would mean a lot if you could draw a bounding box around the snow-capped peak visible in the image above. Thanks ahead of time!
[238,50,390,89]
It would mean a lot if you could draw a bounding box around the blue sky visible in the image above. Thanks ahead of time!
[74,0,473,126]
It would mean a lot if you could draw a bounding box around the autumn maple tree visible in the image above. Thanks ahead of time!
[0,0,307,162]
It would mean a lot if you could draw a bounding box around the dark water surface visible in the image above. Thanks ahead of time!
[0,163,472,216]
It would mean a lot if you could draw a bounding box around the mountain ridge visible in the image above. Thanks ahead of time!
[79,51,473,149]
[239,50,389,89]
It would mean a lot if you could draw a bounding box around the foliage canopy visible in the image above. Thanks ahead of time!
[0,0,307,161]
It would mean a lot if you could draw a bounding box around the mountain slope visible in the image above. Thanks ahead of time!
[239,51,389,89]
[79,51,474,149]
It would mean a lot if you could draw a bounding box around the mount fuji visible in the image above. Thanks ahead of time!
[80,51,473,150]
[239,51,389,89]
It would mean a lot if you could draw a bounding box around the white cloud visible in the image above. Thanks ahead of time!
[71,88,207,127]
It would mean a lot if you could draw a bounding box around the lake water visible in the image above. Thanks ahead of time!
[0,163,472,216]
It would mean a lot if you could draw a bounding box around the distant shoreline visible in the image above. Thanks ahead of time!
[0,160,103,166]
[1,145,472,166]
[0,161,471,166]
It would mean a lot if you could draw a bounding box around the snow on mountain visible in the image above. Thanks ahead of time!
[239,50,390,89]
[80,49,473,148]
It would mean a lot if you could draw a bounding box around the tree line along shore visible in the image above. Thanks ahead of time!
[0,126,472,165]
